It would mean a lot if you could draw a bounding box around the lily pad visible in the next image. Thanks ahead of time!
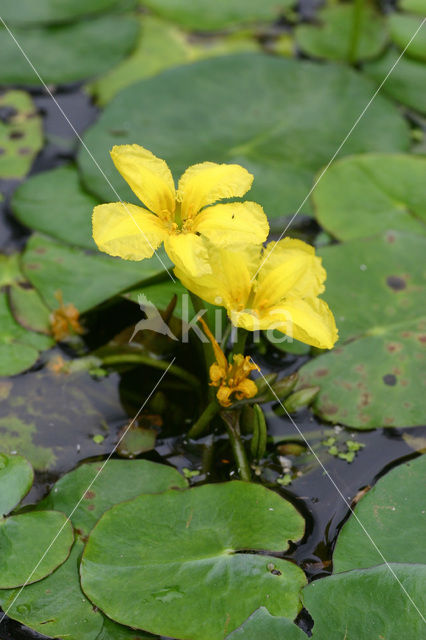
[0,15,139,85]
[21,234,170,314]
[389,13,426,62]
[0,452,33,515]
[79,54,409,222]
[140,0,293,31]
[88,16,259,106]
[0,0,131,26]
[303,564,426,639]
[81,482,306,640]
[0,510,74,588]
[0,291,52,376]
[364,48,426,115]
[0,417,57,471]
[12,166,98,251]
[333,455,426,571]
[226,607,307,639]
[0,541,154,640]
[295,5,387,62]
[38,458,187,538]
[1,459,188,640]
[297,232,426,428]
[0,90,43,179]
[312,154,426,241]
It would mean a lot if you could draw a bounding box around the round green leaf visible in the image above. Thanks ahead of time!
[12,166,99,251]
[0,511,73,588]
[38,459,188,538]
[295,5,387,62]
[312,154,426,241]
[21,234,170,313]
[225,607,307,639]
[297,232,426,428]
[140,0,293,31]
[0,452,33,516]
[0,541,104,640]
[88,16,259,106]
[0,291,52,376]
[389,13,426,62]
[79,54,409,223]
[364,48,426,115]
[81,482,306,639]
[0,15,139,85]
[333,456,426,571]
[0,0,130,26]
[303,564,426,639]
[0,541,154,639]
[0,90,43,179]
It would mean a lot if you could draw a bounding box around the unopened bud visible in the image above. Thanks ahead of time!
[250,403,267,462]
[283,386,320,413]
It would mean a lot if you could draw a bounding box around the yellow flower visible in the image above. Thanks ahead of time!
[176,239,338,350]
[92,144,269,277]
[198,317,258,408]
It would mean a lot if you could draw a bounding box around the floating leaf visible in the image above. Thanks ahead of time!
[79,54,409,223]
[0,417,57,472]
[116,423,158,457]
[88,16,259,105]
[333,456,426,571]
[400,0,426,12]
[226,607,307,639]
[0,15,139,85]
[22,234,169,314]
[81,482,306,639]
[38,459,187,538]
[0,452,33,515]
[2,460,188,639]
[364,48,426,115]
[12,166,98,250]
[312,154,426,241]
[0,511,74,588]
[0,0,131,26]
[295,5,387,62]
[0,291,52,376]
[140,0,293,31]
[0,90,43,179]
[389,13,426,62]
[297,232,426,428]
[303,564,426,639]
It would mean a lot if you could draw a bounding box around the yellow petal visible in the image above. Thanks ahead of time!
[164,233,211,277]
[174,244,258,309]
[177,162,253,218]
[216,384,233,407]
[110,144,175,216]
[92,202,166,260]
[193,202,269,247]
[265,297,338,349]
[254,239,326,308]
[234,378,258,401]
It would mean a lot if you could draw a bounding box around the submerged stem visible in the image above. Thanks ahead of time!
[221,410,252,482]
[101,353,200,390]
[188,399,220,439]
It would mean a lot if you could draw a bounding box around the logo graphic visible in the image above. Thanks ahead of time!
[129,294,179,342]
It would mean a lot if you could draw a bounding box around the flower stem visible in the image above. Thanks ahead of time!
[101,353,200,390]
[347,0,365,64]
[230,328,248,359]
[188,399,220,439]
[221,410,252,482]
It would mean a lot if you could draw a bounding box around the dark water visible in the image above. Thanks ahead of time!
[0,63,424,640]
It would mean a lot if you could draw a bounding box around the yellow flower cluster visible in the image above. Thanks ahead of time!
[93,144,338,350]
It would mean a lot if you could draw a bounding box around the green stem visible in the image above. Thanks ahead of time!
[347,0,365,64]
[220,321,232,352]
[230,328,249,359]
[101,353,201,390]
[221,410,252,482]
[189,293,216,371]
[188,399,220,439]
